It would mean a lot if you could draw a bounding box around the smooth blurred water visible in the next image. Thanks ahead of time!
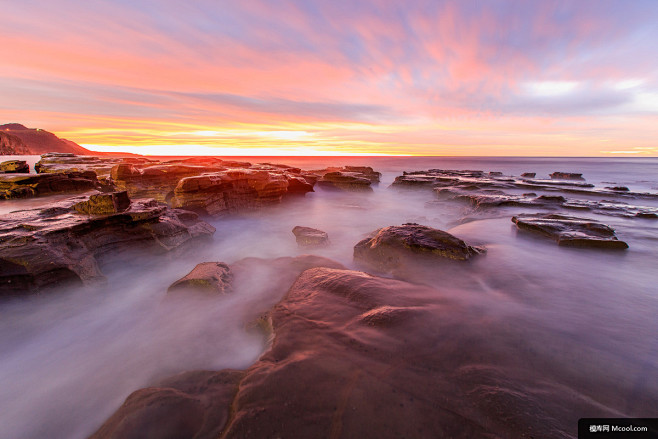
[0,156,657,438]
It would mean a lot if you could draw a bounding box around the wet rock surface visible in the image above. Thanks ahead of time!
[35,153,150,176]
[93,267,635,439]
[0,160,29,173]
[550,171,585,180]
[354,223,484,273]
[0,171,101,199]
[512,213,629,249]
[167,262,232,295]
[292,226,329,247]
[0,192,215,295]
[392,168,658,219]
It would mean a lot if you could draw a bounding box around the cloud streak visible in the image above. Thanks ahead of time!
[0,0,657,155]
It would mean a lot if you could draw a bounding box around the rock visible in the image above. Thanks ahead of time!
[94,267,630,438]
[284,174,314,195]
[0,193,215,295]
[511,213,628,249]
[605,186,629,192]
[521,172,536,178]
[72,191,131,215]
[34,153,139,176]
[0,160,29,173]
[111,163,224,202]
[550,172,585,180]
[0,131,32,154]
[167,262,232,295]
[89,370,244,439]
[292,226,329,247]
[0,171,100,199]
[171,169,290,216]
[354,223,484,273]
[342,166,381,183]
[317,171,373,191]
[488,171,503,176]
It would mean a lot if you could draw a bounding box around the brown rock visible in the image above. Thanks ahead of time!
[521,172,536,178]
[73,191,131,215]
[512,213,629,249]
[111,163,225,202]
[0,171,100,199]
[0,194,215,295]
[95,267,634,438]
[171,169,289,216]
[167,262,232,295]
[317,171,373,191]
[89,370,244,439]
[550,171,585,180]
[0,160,29,173]
[354,223,484,273]
[292,226,329,247]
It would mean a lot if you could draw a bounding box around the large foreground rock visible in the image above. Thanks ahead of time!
[93,267,639,438]
[0,192,215,295]
[512,213,629,249]
[167,262,232,295]
[354,223,484,273]
[0,170,100,199]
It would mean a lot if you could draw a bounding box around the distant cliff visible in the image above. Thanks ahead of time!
[0,123,92,155]
[0,130,32,154]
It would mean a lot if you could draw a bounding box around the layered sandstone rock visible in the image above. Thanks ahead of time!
[0,170,100,199]
[0,192,215,295]
[512,213,629,249]
[171,169,290,216]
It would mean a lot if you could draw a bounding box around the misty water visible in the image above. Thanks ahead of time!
[1,157,657,438]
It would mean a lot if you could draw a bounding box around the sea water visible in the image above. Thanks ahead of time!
[0,156,657,438]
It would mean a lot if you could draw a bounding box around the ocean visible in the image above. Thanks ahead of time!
[1,156,657,438]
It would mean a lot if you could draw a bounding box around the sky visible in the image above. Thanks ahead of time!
[1,0,657,156]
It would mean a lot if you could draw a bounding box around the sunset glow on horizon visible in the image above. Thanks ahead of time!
[1,1,657,156]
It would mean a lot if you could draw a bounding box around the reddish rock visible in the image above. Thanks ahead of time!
[171,169,290,216]
[167,262,232,295]
[89,370,244,439]
[111,163,224,202]
[521,172,536,178]
[93,267,634,438]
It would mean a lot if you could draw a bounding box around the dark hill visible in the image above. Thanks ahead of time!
[0,131,32,154]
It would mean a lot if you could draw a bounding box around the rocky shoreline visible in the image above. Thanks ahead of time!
[1,154,656,438]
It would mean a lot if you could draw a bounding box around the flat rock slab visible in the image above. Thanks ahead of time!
[354,223,484,273]
[292,226,329,247]
[512,213,629,249]
[168,262,232,295]
[93,267,638,438]
[317,171,373,191]
[0,192,215,295]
